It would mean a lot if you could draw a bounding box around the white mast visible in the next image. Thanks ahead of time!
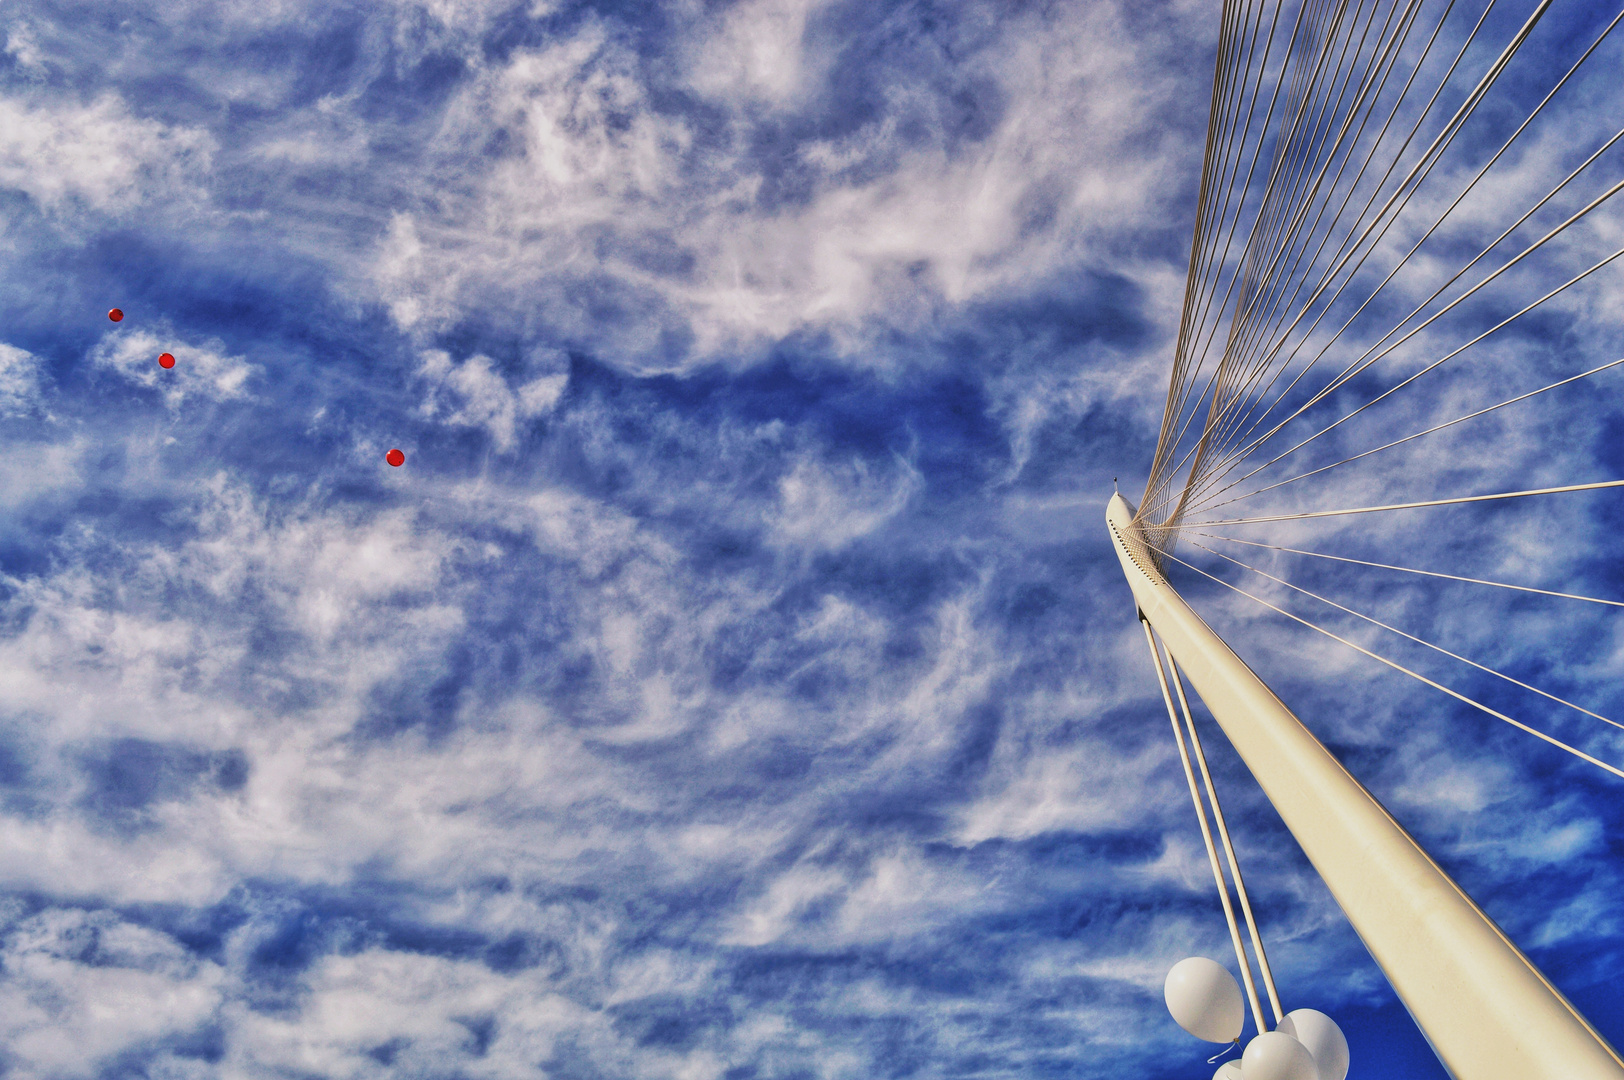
[1108,492,1624,1080]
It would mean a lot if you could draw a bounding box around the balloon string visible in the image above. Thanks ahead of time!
[1209,1040,1241,1065]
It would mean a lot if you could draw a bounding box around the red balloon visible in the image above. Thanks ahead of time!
[108,308,124,322]
[158,353,175,369]
[386,448,405,467]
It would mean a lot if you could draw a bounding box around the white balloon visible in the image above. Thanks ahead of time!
[1242,1030,1318,1080]
[1279,1009,1350,1080]
[1212,1062,1246,1080]
[1165,957,1245,1043]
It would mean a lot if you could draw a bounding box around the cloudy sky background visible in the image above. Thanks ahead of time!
[0,0,1621,1076]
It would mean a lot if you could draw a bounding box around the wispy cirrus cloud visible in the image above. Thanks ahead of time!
[0,93,212,218]
[0,0,1619,1078]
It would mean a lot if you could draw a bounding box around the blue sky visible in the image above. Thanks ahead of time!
[0,0,1621,1076]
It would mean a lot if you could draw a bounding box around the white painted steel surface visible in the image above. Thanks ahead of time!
[1107,493,1624,1080]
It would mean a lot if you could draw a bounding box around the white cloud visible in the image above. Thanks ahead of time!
[0,341,46,416]
[0,434,83,511]
[364,0,1200,369]
[177,479,452,643]
[0,93,212,217]
[1532,884,1621,948]
[522,484,670,576]
[416,349,568,451]
[688,0,834,107]
[829,848,994,944]
[0,473,472,901]
[91,328,255,407]
[4,1,1618,1070]
[956,740,1172,844]
[722,861,847,947]
[717,842,1005,958]
[224,948,599,1078]
[770,455,919,551]
[0,908,224,1075]
[4,22,46,73]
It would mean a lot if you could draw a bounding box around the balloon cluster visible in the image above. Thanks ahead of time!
[106,306,407,468]
[1165,958,1349,1080]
